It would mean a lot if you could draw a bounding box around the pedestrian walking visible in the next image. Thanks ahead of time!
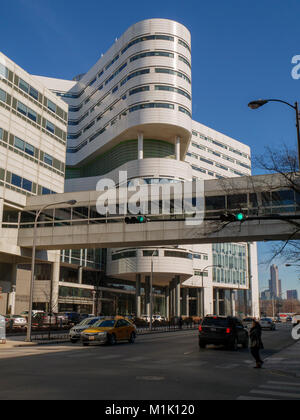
[179,316,183,330]
[250,320,264,368]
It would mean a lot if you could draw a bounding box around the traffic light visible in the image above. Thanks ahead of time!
[125,215,149,224]
[220,212,246,223]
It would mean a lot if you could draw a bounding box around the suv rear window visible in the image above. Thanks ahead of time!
[202,317,230,327]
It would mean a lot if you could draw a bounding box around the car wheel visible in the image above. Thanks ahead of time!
[199,341,206,349]
[129,332,136,344]
[83,343,89,347]
[108,333,116,345]
[70,338,78,343]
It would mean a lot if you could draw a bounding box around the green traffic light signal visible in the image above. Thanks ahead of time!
[137,216,145,223]
[236,213,244,222]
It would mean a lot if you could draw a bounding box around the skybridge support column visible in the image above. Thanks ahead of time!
[51,261,60,314]
[165,286,170,320]
[175,136,181,161]
[138,133,144,160]
[136,274,141,319]
[175,276,181,317]
[145,276,150,318]
[231,290,236,316]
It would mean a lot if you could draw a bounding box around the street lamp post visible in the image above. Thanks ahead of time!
[25,199,77,342]
[248,99,300,168]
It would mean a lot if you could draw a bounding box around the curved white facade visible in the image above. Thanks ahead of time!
[64,19,192,171]
[32,18,259,319]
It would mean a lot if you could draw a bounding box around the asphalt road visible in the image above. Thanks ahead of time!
[0,324,298,400]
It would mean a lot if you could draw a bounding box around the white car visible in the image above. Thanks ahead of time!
[69,316,104,343]
[260,318,276,331]
[8,315,27,327]
[153,315,164,322]
[292,314,300,327]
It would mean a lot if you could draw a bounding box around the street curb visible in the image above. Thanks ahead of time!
[2,328,198,347]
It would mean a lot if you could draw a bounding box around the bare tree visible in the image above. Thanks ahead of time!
[254,146,300,264]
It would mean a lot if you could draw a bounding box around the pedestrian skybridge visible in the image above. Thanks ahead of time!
[3,173,300,250]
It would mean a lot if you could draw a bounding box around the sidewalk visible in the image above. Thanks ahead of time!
[1,326,197,348]
[264,339,300,378]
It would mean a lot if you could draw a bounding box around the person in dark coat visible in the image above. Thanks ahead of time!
[250,320,264,368]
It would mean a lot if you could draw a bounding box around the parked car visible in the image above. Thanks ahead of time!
[292,314,300,327]
[32,312,68,326]
[56,313,69,325]
[260,318,276,331]
[6,315,27,328]
[153,315,165,322]
[81,318,137,346]
[69,317,104,343]
[199,316,249,350]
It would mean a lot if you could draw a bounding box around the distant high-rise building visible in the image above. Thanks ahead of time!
[270,265,281,298]
[287,290,298,300]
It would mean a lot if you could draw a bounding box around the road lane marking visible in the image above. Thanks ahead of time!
[250,390,300,399]
[124,356,148,362]
[268,381,300,387]
[216,363,240,369]
[237,396,275,400]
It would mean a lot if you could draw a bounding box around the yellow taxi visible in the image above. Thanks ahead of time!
[81,318,136,346]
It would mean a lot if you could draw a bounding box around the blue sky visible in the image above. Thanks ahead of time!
[1,0,300,295]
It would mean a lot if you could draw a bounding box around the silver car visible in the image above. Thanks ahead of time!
[260,318,276,331]
[69,317,104,343]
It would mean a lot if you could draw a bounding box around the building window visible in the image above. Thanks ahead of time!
[19,78,29,93]
[164,250,193,259]
[29,86,39,100]
[178,106,192,118]
[47,99,57,113]
[44,153,53,166]
[11,174,22,188]
[129,86,150,95]
[112,250,137,261]
[46,120,55,133]
[0,63,9,80]
[142,250,159,257]
[155,85,191,100]
[130,51,174,62]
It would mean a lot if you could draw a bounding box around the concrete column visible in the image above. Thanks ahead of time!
[181,288,187,316]
[78,266,83,285]
[196,288,201,317]
[171,279,176,317]
[169,280,173,318]
[175,276,181,317]
[0,198,4,226]
[175,136,181,161]
[231,290,236,316]
[145,276,150,318]
[8,264,17,315]
[136,274,142,318]
[215,289,220,316]
[138,132,144,160]
[92,290,96,316]
[51,261,60,313]
[165,286,170,320]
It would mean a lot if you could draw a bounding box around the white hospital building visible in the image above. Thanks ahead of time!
[0,19,260,319]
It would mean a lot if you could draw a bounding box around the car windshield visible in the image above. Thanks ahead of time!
[202,317,229,327]
[261,318,271,322]
[94,320,115,328]
[78,318,97,326]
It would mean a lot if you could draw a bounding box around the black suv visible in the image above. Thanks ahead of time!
[199,316,249,350]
